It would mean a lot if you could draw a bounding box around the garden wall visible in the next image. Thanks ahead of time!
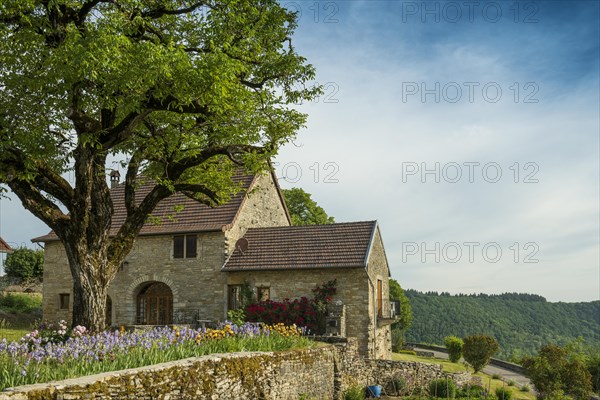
[1,339,477,400]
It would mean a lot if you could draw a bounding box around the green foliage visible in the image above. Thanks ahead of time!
[462,335,499,373]
[520,385,531,392]
[282,188,335,226]
[0,0,320,331]
[343,386,365,400]
[428,378,456,398]
[395,349,417,355]
[404,290,600,359]
[585,352,600,394]
[391,327,405,352]
[444,335,463,363]
[226,309,247,326]
[495,387,513,400]
[389,279,413,352]
[458,384,487,398]
[522,343,593,400]
[389,376,407,395]
[0,293,42,313]
[4,248,43,281]
[390,279,413,329]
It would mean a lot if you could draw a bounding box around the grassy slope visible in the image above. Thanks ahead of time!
[392,353,535,400]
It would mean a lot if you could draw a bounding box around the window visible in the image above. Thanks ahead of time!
[376,279,382,317]
[257,287,270,302]
[59,293,70,310]
[228,285,242,311]
[173,234,197,258]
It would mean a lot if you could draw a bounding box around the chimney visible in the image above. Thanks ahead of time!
[109,170,121,189]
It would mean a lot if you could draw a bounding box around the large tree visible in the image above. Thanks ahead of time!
[282,187,334,226]
[0,0,319,331]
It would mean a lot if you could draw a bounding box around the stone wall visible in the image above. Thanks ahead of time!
[0,340,478,400]
[224,171,290,253]
[366,227,392,359]
[226,268,374,356]
[0,347,335,400]
[40,171,289,326]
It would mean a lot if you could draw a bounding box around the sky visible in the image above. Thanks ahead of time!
[1,0,599,302]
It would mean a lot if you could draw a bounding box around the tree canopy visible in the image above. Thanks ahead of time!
[0,0,319,330]
[282,187,334,226]
[5,248,44,281]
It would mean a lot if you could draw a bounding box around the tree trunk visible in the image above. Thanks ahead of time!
[64,243,116,332]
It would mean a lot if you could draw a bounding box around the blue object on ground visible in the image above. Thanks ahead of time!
[367,385,382,398]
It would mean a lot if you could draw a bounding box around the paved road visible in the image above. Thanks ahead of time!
[414,347,532,387]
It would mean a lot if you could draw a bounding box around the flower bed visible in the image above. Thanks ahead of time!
[0,322,312,390]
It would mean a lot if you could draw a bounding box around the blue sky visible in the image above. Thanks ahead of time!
[1,0,598,302]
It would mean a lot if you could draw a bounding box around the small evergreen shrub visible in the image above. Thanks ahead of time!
[428,378,456,398]
[491,373,502,380]
[459,384,487,398]
[507,380,515,386]
[462,335,499,373]
[520,385,530,392]
[388,376,407,395]
[343,386,365,400]
[495,387,512,400]
[444,335,464,363]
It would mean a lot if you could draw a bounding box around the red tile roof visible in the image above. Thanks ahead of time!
[0,236,13,253]
[32,171,258,242]
[222,221,377,271]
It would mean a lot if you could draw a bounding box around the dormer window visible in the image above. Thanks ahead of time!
[173,234,197,259]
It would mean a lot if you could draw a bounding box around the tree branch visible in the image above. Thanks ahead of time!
[142,2,209,19]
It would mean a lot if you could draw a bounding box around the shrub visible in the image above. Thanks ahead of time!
[388,376,407,395]
[4,248,43,281]
[507,380,515,386]
[523,344,593,400]
[459,384,487,398]
[462,335,499,373]
[428,378,456,398]
[226,309,246,326]
[343,386,365,400]
[491,373,502,380]
[586,353,600,394]
[444,335,463,363]
[520,385,530,392]
[396,349,417,355]
[495,387,512,400]
[245,297,318,331]
[392,327,405,352]
[0,293,42,313]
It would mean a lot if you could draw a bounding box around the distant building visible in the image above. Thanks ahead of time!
[0,236,12,254]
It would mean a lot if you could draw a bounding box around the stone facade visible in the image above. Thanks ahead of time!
[226,226,393,359]
[39,171,394,359]
[0,340,479,400]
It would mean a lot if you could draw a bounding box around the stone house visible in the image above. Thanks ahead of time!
[0,236,12,253]
[33,170,394,359]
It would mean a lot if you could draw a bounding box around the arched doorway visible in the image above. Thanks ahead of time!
[136,282,173,325]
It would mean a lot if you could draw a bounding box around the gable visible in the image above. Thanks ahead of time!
[0,236,12,253]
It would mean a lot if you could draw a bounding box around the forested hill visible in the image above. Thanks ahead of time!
[404,290,600,360]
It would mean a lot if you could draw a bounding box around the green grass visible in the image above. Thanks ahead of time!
[392,352,536,400]
[0,293,42,313]
[0,328,29,342]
